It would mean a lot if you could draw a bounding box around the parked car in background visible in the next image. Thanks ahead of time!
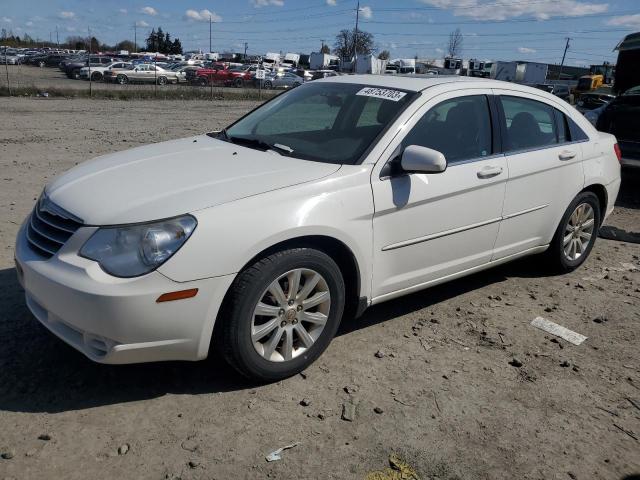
[172,65,200,83]
[576,91,616,113]
[63,56,117,79]
[104,64,179,85]
[15,76,620,382]
[583,104,608,126]
[533,84,572,102]
[263,72,304,89]
[597,85,640,168]
[311,70,339,81]
[79,62,132,81]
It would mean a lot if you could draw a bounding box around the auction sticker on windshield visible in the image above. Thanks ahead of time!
[356,87,407,102]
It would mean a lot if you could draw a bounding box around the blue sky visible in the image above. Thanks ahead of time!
[1,0,639,65]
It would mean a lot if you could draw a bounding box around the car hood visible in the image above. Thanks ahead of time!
[45,135,341,225]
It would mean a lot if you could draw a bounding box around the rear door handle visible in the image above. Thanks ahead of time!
[477,166,503,179]
[558,150,577,161]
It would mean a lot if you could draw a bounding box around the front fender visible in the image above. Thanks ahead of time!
[158,165,374,299]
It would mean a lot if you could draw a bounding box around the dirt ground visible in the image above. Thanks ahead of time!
[0,97,639,480]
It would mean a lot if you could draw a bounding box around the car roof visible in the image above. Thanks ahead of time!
[317,74,482,92]
[317,74,571,103]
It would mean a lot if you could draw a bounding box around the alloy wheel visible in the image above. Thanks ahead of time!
[563,203,595,261]
[251,268,331,362]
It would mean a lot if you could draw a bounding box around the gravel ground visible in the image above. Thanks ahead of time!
[0,97,639,480]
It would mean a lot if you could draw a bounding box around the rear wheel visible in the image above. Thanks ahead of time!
[72,69,80,79]
[90,71,102,81]
[546,192,601,272]
[264,80,273,89]
[216,248,345,382]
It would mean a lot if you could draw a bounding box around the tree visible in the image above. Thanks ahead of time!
[144,27,181,54]
[320,43,331,54]
[89,36,100,52]
[378,50,390,60]
[170,38,183,54]
[447,28,463,58]
[333,28,375,60]
[115,40,136,52]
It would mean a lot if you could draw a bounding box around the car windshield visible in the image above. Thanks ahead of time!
[217,82,415,165]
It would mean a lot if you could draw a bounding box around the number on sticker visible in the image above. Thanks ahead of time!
[356,87,407,102]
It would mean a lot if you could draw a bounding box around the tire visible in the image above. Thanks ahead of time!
[198,77,208,86]
[264,80,273,89]
[546,191,601,272]
[157,76,167,86]
[91,72,102,81]
[72,69,80,79]
[116,74,128,85]
[234,78,244,88]
[39,61,45,68]
[216,248,346,382]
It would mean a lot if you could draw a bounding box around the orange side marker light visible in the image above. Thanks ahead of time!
[156,288,199,303]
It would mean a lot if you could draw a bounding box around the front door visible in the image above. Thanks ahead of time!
[371,90,507,301]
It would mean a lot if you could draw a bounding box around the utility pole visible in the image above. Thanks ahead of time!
[353,0,360,72]
[134,23,137,53]
[56,26,59,48]
[244,42,248,60]
[321,39,325,51]
[209,15,212,53]
[558,37,570,80]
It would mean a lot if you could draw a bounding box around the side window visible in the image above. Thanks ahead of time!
[567,116,589,141]
[553,109,569,143]
[401,95,493,163]
[500,96,557,151]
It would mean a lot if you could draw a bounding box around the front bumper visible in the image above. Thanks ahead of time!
[15,223,235,364]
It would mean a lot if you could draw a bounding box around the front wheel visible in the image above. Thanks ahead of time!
[116,74,128,85]
[546,192,601,272]
[216,248,345,382]
[264,80,273,89]
[157,76,167,85]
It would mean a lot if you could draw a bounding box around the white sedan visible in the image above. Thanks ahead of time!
[15,76,621,381]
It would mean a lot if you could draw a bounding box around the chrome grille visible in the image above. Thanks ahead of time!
[26,199,83,258]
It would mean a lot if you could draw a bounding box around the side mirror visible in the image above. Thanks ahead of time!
[400,145,447,174]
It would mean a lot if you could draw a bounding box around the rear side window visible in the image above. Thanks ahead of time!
[554,109,569,143]
[500,96,557,151]
[401,95,493,163]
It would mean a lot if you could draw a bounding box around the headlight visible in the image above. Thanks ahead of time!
[79,215,197,278]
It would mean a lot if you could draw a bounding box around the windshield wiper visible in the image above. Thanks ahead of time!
[226,136,294,156]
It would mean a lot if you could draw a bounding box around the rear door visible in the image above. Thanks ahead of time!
[492,90,585,259]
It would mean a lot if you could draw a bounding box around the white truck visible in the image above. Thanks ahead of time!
[281,53,300,68]
[310,52,340,70]
[515,62,548,85]
[490,61,518,82]
[263,52,281,66]
[355,55,388,75]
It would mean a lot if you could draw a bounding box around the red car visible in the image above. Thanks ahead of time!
[194,64,252,87]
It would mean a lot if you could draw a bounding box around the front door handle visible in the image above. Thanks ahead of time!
[477,166,503,179]
[559,150,577,161]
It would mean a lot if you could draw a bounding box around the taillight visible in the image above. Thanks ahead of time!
[614,143,622,163]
